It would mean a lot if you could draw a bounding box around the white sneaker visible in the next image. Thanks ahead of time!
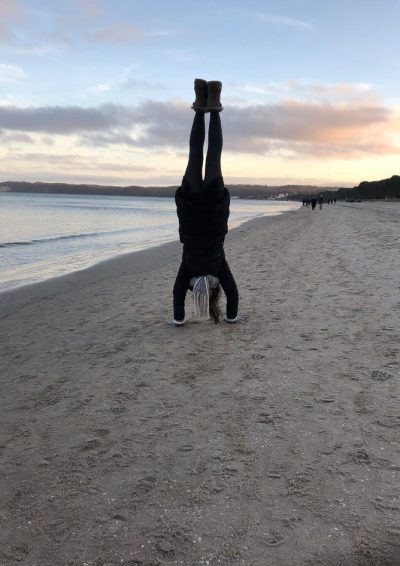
[173,319,186,327]
[224,316,238,323]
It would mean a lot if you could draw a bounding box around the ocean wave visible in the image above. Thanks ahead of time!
[0,226,155,248]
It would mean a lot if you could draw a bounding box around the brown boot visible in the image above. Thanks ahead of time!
[206,80,223,112]
[191,78,208,111]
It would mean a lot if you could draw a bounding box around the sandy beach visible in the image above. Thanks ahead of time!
[1,201,400,566]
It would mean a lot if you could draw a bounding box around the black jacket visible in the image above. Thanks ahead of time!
[175,185,230,251]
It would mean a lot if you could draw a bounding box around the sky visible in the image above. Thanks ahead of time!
[0,0,399,187]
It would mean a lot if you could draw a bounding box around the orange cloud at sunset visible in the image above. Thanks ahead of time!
[1,97,399,186]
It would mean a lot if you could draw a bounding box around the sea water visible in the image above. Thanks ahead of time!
[0,192,300,292]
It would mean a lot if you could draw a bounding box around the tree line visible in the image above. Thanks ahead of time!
[288,175,400,201]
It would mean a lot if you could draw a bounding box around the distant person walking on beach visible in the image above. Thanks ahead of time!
[173,79,239,326]
[311,197,317,211]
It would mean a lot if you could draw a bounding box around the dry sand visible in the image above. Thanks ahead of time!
[1,202,400,566]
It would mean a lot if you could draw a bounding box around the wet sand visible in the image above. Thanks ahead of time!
[1,202,400,565]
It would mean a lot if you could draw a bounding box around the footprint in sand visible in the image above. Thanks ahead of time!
[376,415,400,429]
[2,545,30,562]
[156,539,176,558]
[287,472,311,495]
[33,384,62,407]
[251,353,265,360]
[178,444,194,452]
[172,371,197,386]
[16,373,37,382]
[353,389,374,414]
[110,404,127,415]
[373,497,400,513]
[371,370,393,382]
[347,448,370,464]
[154,526,193,560]
[132,475,157,497]
[264,530,287,547]
[78,437,101,451]
[90,428,110,438]
[257,412,274,424]
[69,395,94,412]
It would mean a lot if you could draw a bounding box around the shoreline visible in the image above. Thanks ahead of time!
[0,195,299,298]
[0,209,297,315]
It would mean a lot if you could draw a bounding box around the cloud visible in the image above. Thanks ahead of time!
[73,0,102,22]
[0,103,135,133]
[307,81,373,96]
[164,49,192,63]
[91,82,112,94]
[223,101,400,158]
[224,100,390,143]
[77,102,187,148]
[0,0,24,20]
[0,95,18,106]
[42,136,55,146]
[255,13,313,30]
[120,77,164,91]
[306,140,400,158]
[0,0,25,40]
[91,75,163,95]
[2,148,179,185]
[0,131,35,144]
[0,64,26,83]
[1,1,169,54]
[237,9,314,31]
[85,23,170,44]
[1,169,180,186]
[0,1,62,55]
[0,44,60,55]
[78,131,142,147]
[71,1,170,43]
[243,80,375,99]
[6,151,153,172]
[0,99,398,160]
[86,23,145,43]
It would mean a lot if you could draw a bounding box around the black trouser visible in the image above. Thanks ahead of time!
[183,110,224,195]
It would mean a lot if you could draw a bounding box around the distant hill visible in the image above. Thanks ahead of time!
[1,177,397,201]
[288,175,400,201]
[354,175,400,199]
[0,181,177,198]
[0,180,344,200]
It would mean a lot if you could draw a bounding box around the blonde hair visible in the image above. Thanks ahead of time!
[192,275,221,323]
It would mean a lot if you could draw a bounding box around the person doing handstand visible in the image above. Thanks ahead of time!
[173,79,239,326]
